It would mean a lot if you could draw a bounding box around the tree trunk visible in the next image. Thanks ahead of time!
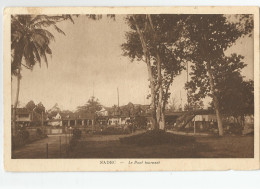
[158,110,165,130]
[148,14,165,130]
[132,15,157,129]
[13,68,21,137]
[146,64,158,129]
[155,66,164,130]
[12,39,25,137]
[206,62,224,136]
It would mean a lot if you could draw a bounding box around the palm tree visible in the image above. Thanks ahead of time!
[11,15,73,136]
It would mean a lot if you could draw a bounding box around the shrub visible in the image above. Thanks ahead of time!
[69,137,78,150]
[73,128,82,139]
[225,123,243,135]
[120,130,195,146]
[36,128,43,136]
[95,126,131,135]
[19,130,30,141]
[15,129,30,147]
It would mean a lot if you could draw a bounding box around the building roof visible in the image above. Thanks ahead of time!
[15,108,31,115]
[57,112,95,120]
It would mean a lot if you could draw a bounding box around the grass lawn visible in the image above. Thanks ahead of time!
[68,131,254,158]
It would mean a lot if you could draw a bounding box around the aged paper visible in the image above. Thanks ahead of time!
[4,6,260,171]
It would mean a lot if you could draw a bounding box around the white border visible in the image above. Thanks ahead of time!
[0,2,260,189]
[3,6,259,172]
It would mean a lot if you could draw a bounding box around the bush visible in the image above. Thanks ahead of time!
[225,123,243,135]
[120,130,195,146]
[36,128,43,136]
[73,128,82,139]
[35,128,47,139]
[69,137,78,150]
[18,130,30,142]
[133,116,147,129]
[12,129,30,149]
[68,129,82,151]
[95,126,131,135]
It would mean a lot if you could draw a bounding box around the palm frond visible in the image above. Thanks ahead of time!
[29,15,51,25]
[32,33,50,47]
[34,29,55,42]
[33,20,56,28]
[24,40,36,68]
[45,46,52,54]
[52,24,66,35]
[31,42,41,64]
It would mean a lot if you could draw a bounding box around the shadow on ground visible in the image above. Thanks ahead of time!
[68,131,254,158]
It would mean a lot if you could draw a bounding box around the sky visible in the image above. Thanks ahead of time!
[11,15,254,111]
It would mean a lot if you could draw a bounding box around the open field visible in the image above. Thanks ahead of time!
[68,132,254,158]
[12,130,254,159]
[12,135,69,159]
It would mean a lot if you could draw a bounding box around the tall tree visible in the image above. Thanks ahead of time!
[25,100,36,111]
[122,14,187,130]
[34,102,46,114]
[184,15,253,136]
[76,96,102,114]
[11,15,73,136]
[211,55,254,122]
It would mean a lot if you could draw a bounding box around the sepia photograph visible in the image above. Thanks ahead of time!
[3,7,259,171]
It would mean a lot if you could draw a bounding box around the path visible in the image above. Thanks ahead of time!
[12,134,70,159]
[167,130,212,136]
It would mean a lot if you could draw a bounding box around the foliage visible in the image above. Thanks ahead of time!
[182,15,253,135]
[133,116,147,128]
[16,129,30,145]
[25,100,36,111]
[95,127,131,135]
[11,15,73,76]
[122,15,189,129]
[215,78,254,117]
[184,15,253,100]
[72,128,82,139]
[76,96,102,114]
[120,130,195,146]
[119,102,147,117]
[34,102,46,114]
[122,15,187,101]
[184,100,204,111]
[36,128,43,136]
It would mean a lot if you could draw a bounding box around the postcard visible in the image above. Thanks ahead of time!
[3,6,260,171]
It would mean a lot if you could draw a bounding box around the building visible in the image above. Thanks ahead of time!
[14,108,48,127]
[48,112,95,127]
[108,116,131,126]
[96,107,109,117]
[14,108,32,126]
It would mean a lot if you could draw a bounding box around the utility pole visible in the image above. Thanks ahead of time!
[180,91,182,111]
[93,82,95,97]
[117,87,119,107]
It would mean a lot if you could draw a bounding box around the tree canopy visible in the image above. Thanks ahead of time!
[11,15,73,76]
[122,14,189,129]
[77,96,102,114]
[25,100,36,111]
[183,14,253,135]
